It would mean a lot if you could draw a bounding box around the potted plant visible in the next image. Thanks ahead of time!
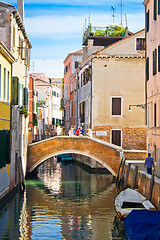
[20,107,28,118]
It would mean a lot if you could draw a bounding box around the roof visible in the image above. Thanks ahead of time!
[63,48,83,63]
[0,1,32,48]
[96,29,145,55]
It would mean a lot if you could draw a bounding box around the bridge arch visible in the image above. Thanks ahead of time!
[27,136,122,176]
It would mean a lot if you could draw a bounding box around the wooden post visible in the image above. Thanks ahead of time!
[119,157,126,186]
[131,166,138,189]
[116,156,123,183]
[18,156,25,192]
[148,173,154,201]
[123,163,131,189]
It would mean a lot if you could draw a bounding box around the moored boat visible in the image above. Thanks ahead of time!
[115,188,156,221]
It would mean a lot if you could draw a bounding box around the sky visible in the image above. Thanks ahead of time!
[6,0,145,78]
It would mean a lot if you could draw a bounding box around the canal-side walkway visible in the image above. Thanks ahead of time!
[119,159,160,210]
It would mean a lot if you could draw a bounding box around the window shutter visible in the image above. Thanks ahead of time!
[154,103,157,128]
[12,77,19,105]
[154,0,157,21]
[158,0,160,14]
[146,10,149,32]
[158,46,160,72]
[153,49,157,75]
[0,130,11,168]
[146,57,149,81]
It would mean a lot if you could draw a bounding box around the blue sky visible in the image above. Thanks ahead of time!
[6,0,145,77]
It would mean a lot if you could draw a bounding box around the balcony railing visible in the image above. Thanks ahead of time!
[83,24,128,44]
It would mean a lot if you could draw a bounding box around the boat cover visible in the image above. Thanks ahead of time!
[123,209,160,240]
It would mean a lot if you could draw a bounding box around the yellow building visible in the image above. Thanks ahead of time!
[0,42,14,129]
[0,41,14,197]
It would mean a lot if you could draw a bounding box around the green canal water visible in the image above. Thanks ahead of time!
[0,158,121,240]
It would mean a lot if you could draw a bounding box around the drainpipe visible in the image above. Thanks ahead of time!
[90,58,93,129]
[76,71,78,129]
[145,5,147,126]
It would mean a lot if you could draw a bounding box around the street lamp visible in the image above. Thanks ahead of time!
[129,104,146,111]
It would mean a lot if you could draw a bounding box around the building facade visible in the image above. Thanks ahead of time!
[76,29,146,154]
[64,49,83,132]
[0,41,14,199]
[0,0,31,198]
[144,0,160,176]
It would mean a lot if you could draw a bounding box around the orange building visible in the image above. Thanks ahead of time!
[63,49,83,132]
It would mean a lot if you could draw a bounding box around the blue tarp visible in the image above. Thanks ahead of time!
[123,210,160,240]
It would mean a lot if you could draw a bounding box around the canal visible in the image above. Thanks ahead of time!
[0,157,121,240]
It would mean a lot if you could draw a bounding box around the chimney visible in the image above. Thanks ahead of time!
[17,0,24,23]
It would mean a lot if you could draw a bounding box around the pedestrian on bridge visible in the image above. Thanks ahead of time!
[76,127,81,136]
[145,153,154,175]
[68,127,74,136]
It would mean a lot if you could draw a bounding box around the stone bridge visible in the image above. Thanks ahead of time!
[27,136,123,176]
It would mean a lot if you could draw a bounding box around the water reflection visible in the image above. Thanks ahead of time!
[0,157,120,240]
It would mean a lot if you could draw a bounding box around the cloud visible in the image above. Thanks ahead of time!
[26,12,144,40]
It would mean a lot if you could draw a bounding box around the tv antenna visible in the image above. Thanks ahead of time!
[119,0,125,25]
[111,6,115,24]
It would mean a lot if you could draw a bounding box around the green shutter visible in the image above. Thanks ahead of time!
[146,10,149,32]
[158,0,160,14]
[158,46,160,72]
[0,130,11,168]
[146,57,149,81]
[12,77,19,105]
[154,0,157,21]
[153,49,157,75]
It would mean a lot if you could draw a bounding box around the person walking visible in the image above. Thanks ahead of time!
[86,128,92,138]
[144,153,154,175]
[68,127,74,136]
[76,127,81,136]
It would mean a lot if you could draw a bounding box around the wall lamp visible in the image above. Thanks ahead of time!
[129,104,146,111]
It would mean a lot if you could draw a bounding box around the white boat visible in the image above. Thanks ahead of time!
[115,188,156,221]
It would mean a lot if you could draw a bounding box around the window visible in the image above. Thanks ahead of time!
[153,49,157,75]
[37,109,40,117]
[154,0,157,21]
[136,38,145,50]
[80,102,85,123]
[75,61,79,69]
[57,93,59,98]
[146,57,149,81]
[154,103,157,128]
[111,97,122,116]
[111,130,121,146]
[3,68,6,102]
[146,10,149,32]
[52,91,56,97]
[158,0,160,14]
[13,26,15,48]
[7,71,10,103]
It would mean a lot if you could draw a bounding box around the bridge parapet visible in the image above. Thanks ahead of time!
[27,136,123,176]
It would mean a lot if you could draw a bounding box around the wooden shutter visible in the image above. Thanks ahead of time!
[12,77,19,105]
[112,98,121,115]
